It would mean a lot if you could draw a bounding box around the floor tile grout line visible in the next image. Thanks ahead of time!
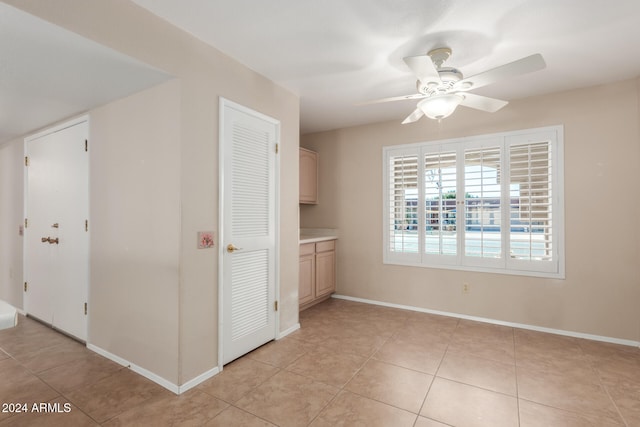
[415,318,525,422]
[224,404,279,427]
[1,331,127,426]
[201,361,283,407]
[57,379,120,425]
[236,335,379,426]
[517,396,631,427]
[305,311,419,426]
[414,317,458,419]
[305,317,403,426]
[579,343,630,427]
[601,384,631,426]
[429,369,519,398]
[515,333,631,426]
[343,314,424,414]
[511,327,521,427]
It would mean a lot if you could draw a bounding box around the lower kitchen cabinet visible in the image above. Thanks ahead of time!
[299,243,316,306]
[299,239,336,310]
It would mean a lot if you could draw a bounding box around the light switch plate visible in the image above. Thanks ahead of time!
[197,231,214,249]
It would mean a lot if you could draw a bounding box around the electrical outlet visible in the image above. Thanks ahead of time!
[462,282,470,294]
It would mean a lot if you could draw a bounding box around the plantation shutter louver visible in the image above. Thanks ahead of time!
[464,145,502,262]
[424,150,457,256]
[388,153,419,255]
[508,141,554,264]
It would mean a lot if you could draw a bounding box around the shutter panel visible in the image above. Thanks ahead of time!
[388,153,419,254]
[464,146,502,260]
[509,141,553,262]
[424,150,457,256]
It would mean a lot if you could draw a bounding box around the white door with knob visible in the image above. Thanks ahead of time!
[220,99,279,365]
[24,117,89,341]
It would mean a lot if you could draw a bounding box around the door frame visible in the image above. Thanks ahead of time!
[217,97,280,371]
[23,114,90,341]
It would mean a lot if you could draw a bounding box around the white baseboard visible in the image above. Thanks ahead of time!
[277,322,300,339]
[332,294,640,348]
[87,344,222,395]
[87,324,299,394]
[178,366,220,394]
[87,344,180,394]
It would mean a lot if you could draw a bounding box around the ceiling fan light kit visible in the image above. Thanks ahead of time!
[362,47,546,124]
[418,93,464,120]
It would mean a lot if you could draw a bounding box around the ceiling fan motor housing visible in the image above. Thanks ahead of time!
[417,67,463,95]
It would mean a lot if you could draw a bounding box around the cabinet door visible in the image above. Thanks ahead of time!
[299,253,315,305]
[315,250,335,298]
[299,148,318,204]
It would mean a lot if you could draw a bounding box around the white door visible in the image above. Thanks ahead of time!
[220,99,279,364]
[25,118,89,341]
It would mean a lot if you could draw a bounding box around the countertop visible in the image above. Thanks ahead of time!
[299,235,338,244]
[299,228,338,244]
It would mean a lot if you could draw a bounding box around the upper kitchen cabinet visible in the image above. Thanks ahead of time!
[299,147,318,204]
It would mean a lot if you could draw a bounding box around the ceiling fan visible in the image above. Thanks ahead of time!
[363,48,546,123]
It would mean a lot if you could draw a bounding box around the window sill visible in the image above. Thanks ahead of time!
[382,258,565,280]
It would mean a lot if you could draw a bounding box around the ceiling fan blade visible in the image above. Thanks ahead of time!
[456,53,546,91]
[459,92,508,112]
[403,55,441,85]
[356,93,427,105]
[401,108,425,124]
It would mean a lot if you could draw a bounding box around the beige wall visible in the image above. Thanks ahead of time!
[0,138,24,309]
[302,78,640,342]
[5,0,300,387]
[89,80,181,383]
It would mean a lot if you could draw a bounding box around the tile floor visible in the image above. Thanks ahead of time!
[1,298,639,426]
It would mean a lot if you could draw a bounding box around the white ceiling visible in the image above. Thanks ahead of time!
[131,0,640,134]
[0,3,171,144]
[3,1,640,143]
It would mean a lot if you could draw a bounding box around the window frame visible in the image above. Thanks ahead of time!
[382,125,564,279]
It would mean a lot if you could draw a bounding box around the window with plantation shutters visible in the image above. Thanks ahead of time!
[387,152,419,260]
[383,126,564,278]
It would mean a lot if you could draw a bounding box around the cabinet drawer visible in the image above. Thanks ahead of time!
[300,242,316,256]
[315,240,335,253]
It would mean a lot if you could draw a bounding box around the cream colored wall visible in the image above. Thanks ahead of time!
[89,80,181,383]
[302,78,640,342]
[0,138,24,309]
[7,0,300,386]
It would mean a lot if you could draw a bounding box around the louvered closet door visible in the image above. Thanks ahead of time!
[221,99,279,365]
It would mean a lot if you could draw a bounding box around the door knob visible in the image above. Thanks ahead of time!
[226,244,242,253]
